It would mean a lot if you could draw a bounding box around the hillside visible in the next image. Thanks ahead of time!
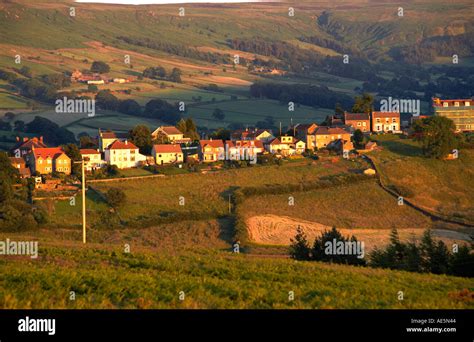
[0,229,472,309]
[1,0,474,136]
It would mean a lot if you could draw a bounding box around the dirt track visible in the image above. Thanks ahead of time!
[246,215,471,252]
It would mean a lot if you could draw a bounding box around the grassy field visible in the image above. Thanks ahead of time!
[91,159,361,224]
[0,232,472,309]
[240,180,431,230]
[370,135,474,224]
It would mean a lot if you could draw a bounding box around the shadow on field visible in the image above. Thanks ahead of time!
[379,140,422,157]
[217,217,235,246]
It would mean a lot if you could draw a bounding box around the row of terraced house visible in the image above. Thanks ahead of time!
[8,98,474,176]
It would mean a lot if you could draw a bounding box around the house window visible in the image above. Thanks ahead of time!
[39,160,43,164]
[58,167,63,172]
[466,101,470,106]
[454,102,459,107]
[357,122,361,126]
[443,102,448,107]
[376,118,381,123]
[392,118,396,123]
[363,122,366,126]
[158,154,162,158]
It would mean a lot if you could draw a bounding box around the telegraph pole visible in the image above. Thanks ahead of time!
[81,159,86,244]
[74,159,87,244]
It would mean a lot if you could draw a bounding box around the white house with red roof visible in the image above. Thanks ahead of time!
[152,144,184,165]
[199,139,225,162]
[104,140,146,169]
[265,135,305,156]
[224,140,264,163]
[80,149,104,171]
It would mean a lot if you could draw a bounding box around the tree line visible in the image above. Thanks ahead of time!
[117,36,231,64]
[290,226,473,278]
[250,81,354,109]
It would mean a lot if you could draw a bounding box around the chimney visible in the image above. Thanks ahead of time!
[23,137,28,142]
[125,140,128,145]
[16,136,20,142]
[39,136,43,143]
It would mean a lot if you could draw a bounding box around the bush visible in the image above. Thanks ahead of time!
[105,188,126,209]
[289,226,311,260]
[370,228,473,277]
[311,227,366,265]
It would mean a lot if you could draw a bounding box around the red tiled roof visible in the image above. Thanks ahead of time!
[269,138,282,145]
[12,137,47,151]
[33,147,67,159]
[372,111,400,118]
[200,139,224,149]
[295,123,318,134]
[107,140,138,150]
[153,144,182,154]
[100,131,117,139]
[80,149,100,155]
[344,112,370,121]
[159,126,183,135]
[226,140,264,149]
[314,127,350,135]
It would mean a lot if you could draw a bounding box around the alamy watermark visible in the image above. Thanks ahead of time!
[0,239,38,259]
[380,96,420,116]
[217,144,257,164]
[325,239,365,259]
[55,97,96,117]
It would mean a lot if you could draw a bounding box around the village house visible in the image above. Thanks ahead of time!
[224,140,264,161]
[314,127,352,150]
[280,135,306,155]
[371,111,400,133]
[199,139,224,162]
[432,97,474,132]
[113,78,128,84]
[98,129,128,152]
[265,138,287,155]
[152,144,184,165]
[71,70,108,84]
[104,140,146,169]
[29,147,71,175]
[344,112,370,132]
[265,135,304,156]
[151,126,191,144]
[327,139,354,155]
[292,123,318,150]
[10,136,47,161]
[231,128,274,143]
[9,157,31,178]
[80,149,104,171]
